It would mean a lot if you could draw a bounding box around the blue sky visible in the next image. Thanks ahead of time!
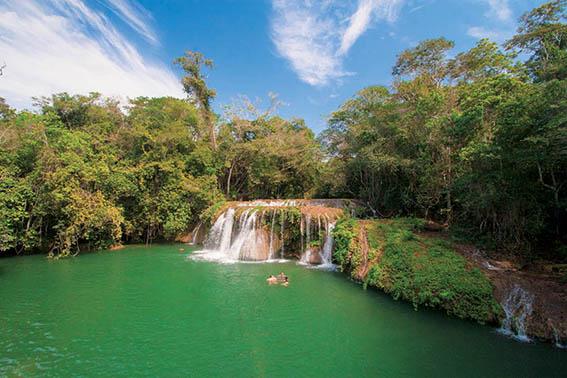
[0,0,543,134]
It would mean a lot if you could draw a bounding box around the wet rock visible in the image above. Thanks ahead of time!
[176,230,193,243]
[192,223,207,244]
[302,247,322,264]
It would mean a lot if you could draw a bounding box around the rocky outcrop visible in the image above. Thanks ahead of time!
[177,222,207,244]
[302,247,323,264]
[452,243,567,345]
[334,218,502,325]
[333,218,567,345]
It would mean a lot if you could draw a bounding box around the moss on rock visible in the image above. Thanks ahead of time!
[332,217,503,324]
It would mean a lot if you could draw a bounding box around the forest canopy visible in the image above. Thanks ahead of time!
[1,1,565,260]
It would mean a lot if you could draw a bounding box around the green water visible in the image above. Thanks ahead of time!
[0,245,564,377]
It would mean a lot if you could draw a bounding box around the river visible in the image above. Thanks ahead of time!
[0,245,564,377]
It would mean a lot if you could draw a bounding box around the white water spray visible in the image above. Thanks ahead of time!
[280,209,285,259]
[499,285,535,342]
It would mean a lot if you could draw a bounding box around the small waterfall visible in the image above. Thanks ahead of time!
[551,324,567,349]
[229,210,258,260]
[306,213,311,247]
[320,222,335,265]
[219,209,236,252]
[268,210,276,259]
[280,209,285,259]
[300,215,304,253]
[300,247,312,264]
[317,215,321,241]
[197,208,268,262]
[189,222,203,244]
[499,285,535,341]
[203,209,233,250]
[299,218,336,267]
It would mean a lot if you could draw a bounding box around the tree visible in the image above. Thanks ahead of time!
[174,51,218,149]
[392,37,455,85]
[505,0,567,82]
[449,39,516,83]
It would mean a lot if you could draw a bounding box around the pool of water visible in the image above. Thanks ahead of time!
[0,245,564,377]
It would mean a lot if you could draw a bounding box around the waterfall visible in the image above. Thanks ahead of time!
[499,285,535,341]
[196,208,269,262]
[196,200,344,264]
[306,213,311,247]
[299,217,336,267]
[229,210,258,260]
[300,215,304,253]
[320,222,335,265]
[300,247,312,264]
[317,215,321,241]
[280,209,285,259]
[203,209,233,250]
[190,222,202,244]
[268,210,276,259]
[219,209,236,252]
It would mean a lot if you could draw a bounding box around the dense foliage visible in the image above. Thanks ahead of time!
[1,1,565,261]
[332,217,502,324]
[319,1,567,258]
[0,90,320,256]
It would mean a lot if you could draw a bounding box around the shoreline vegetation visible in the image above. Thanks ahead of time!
[332,217,503,325]
[1,1,566,344]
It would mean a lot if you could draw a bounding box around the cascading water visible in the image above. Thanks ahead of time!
[194,200,343,264]
[228,210,258,260]
[299,216,336,268]
[320,222,336,265]
[300,216,304,253]
[280,209,285,259]
[268,210,276,259]
[499,285,535,341]
[190,223,202,244]
[305,213,311,247]
[203,209,232,250]
[196,208,265,262]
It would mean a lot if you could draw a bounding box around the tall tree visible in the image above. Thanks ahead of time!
[392,37,455,85]
[505,0,567,82]
[174,51,218,149]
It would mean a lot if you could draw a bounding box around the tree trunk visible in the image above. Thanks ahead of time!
[204,113,217,150]
[226,161,235,196]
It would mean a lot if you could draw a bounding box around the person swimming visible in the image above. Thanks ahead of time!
[267,274,278,284]
[282,276,289,287]
[277,272,285,279]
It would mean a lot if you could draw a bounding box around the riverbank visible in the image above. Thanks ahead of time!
[332,217,567,345]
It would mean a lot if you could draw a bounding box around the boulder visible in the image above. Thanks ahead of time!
[304,247,323,264]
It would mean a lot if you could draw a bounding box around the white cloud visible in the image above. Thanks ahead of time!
[409,5,424,13]
[467,0,514,43]
[467,26,512,41]
[482,0,512,22]
[338,0,402,55]
[271,0,403,86]
[0,0,183,110]
[103,0,158,45]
